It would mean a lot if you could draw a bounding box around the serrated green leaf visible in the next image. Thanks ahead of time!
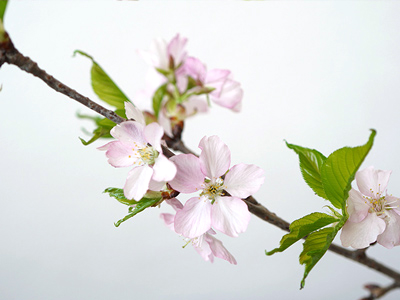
[74,50,130,109]
[286,142,328,199]
[320,130,376,210]
[266,212,338,256]
[299,216,346,289]
[114,196,162,227]
[0,1,7,22]
[152,83,168,118]
[104,187,138,206]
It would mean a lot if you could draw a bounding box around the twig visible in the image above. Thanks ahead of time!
[362,281,400,299]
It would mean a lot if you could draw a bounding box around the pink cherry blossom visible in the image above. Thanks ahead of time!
[340,166,400,249]
[160,199,237,264]
[138,34,187,71]
[169,136,265,239]
[183,56,243,112]
[98,121,176,200]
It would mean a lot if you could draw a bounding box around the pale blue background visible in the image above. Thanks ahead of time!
[1,1,400,299]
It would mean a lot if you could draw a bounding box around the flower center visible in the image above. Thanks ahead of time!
[201,178,225,202]
[138,146,158,165]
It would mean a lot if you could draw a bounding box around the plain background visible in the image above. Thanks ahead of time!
[1,1,400,299]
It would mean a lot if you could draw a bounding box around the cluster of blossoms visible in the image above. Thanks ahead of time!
[137,34,243,137]
[341,166,400,249]
[98,34,262,263]
[100,114,264,263]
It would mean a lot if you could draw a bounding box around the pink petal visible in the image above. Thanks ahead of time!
[356,166,391,198]
[205,69,230,97]
[124,165,153,200]
[111,121,146,147]
[193,235,214,263]
[137,38,168,70]
[340,213,386,249]
[125,102,145,125]
[224,163,265,198]
[182,96,209,115]
[205,233,237,265]
[199,136,231,180]
[144,122,164,152]
[167,34,187,68]
[160,213,175,230]
[100,140,140,168]
[152,154,177,182]
[165,198,184,212]
[211,78,243,110]
[377,210,400,249]
[347,189,370,223]
[211,196,251,237]
[168,154,205,193]
[183,57,207,82]
[148,179,165,191]
[174,196,212,238]
[158,110,173,137]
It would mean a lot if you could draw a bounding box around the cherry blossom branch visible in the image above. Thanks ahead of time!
[243,196,400,284]
[2,34,400,298]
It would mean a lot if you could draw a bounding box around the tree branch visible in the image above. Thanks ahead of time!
[2,34,400,298]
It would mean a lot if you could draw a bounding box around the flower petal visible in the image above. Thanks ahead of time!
[211,196,251,237]
[377,210,400,249]
[193,234,214,263]
[165,198,184,212]
[144,122,164,152]
[125,102,145,125]
[99,140,140,168]
[183,56,207,82]
[137,38,168,70]
[111,121,146,147]
[356,166,391,198]
[148,178,166,191]
[199,136,231,180]
[205,69,230,97]
[160,213,175,230]
[224,163,265,198]
[182,96,209,116]
[211,78,243,110]
[152,154,177,182]
[205,233,237,265]
[123,165,153,200]
[347,189,370,223]
[167,34,187,68]
[340,213,386,249]
[168,154,205,193]
[174,196,212,238]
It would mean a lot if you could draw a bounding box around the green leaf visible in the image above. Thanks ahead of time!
[299,216,346,289]
[286,142,328,199]
[320,129,376,210]
[74,50,130,109]
[266,212,338,256]
[0,1,7,22]
[104,187,138,206]
[77,113,114,145]
[114,196,162,227]
[77,108,126,146]
[152,83,168,118]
